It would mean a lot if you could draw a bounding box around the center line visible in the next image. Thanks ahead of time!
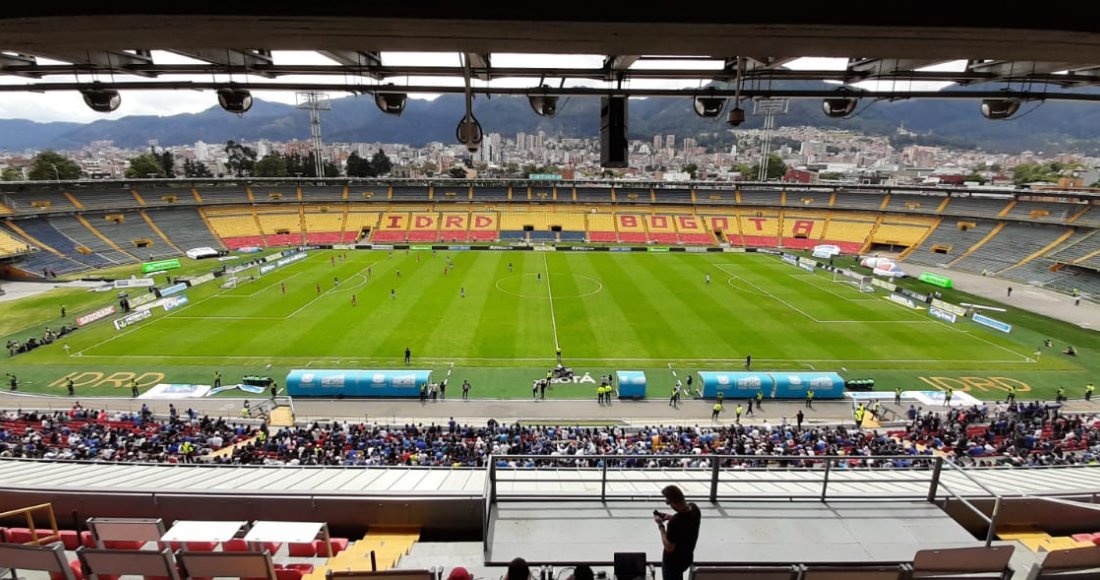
[542,252,559,352]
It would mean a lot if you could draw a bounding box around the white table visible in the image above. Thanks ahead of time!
[244,521,332,556]
[160,520,248,544]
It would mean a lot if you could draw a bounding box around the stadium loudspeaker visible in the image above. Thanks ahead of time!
[600,96,629,168]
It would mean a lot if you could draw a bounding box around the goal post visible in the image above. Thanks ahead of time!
[832,269,875,293]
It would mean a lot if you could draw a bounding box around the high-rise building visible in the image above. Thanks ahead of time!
[516,132,527,151]
[666,134,675,150]
[653,135,663,150]
[195,141,210,161]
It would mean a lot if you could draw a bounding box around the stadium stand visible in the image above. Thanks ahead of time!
[739,188,783,207]
[867,217,937,252]
[615,213,647,243]
[939,196,1011,218]
[466,211,499,241]
[1067,205,1100,228]
[881,193,946,215]
[344,211,380,243]
[902,218,999,267]
[528,185,555,202]
[438,211,470,242]
[372,212,410,242]
[474,186,510,201]
[349,185,384,202]
[615,187,650,205]
[952,223,1072,275]
[30,216,123,266]
[672,213,715,245]
[96,211,182,258]
[66,185,139,211]
[654,188,693,205]
[643,214,678,244]
[406,212,441,242]
[304,207,348,244]
[434,184,469,202]
[146,208,225,252]
[832,190,889,211]
[1006,200,1083,224]
[583,212,616,242]
[207,209,267,249]
[300,185,347,202]
[392,186,429,201]
[195,185,250,206]
[575,187,611,203]
[133,185,194,208]
[739,209,781,248]
[1047,230,1100,265]
[256,208,306,247]
[695,187,737,205]
[785,191,830,209]
[252,184,298,203]
[781,211,829,250]
[0,227,31,257]
[4,190,79,215]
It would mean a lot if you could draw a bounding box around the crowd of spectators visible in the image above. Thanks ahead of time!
[1,401,1096,469]
[6,324,75,356]
[0,403,257,462]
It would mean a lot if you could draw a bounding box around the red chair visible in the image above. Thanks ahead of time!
[313,537,348,557]
[185,541,219,552]
[157,541,185,552]
[81,532,96,549]
[48,559,86,580]
[288,542,316,557]
[58,530,82,550]
[1072,533,1097,542]
[223,538,249,552]
[261,542,282,556]
[103,540,145,550]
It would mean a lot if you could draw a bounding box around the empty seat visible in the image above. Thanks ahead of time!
[1027,545,1100,578]
[801,564,909,579]
[288,542,316,557]
[314,537,348,557]
[910,545,1014,579]
[76,547,178,580]
[691,565,799,579]
[0,542,80,580]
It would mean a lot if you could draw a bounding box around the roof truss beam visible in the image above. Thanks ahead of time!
[27,49,156,77]
[170,49,275,77]
[0,52,40,77]
[466,52,491,81]
[316,50,384,79]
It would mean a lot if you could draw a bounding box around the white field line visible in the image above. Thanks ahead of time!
[789,274,877,302]
[543,252,560,352]
[72,354,1035,365]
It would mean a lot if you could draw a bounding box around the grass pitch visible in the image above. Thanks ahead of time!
[1,249,1095,400]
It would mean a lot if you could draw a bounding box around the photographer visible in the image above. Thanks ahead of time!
[653,485,701,580]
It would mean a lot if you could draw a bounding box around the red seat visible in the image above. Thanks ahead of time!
[158,541,185,552]
[1072,533,1096,542]
[81,532,96,548]
[49,560,86,580]
[58,530,82,550]
[222,538,249,552]
[103,540,144,550]
[185,541,219,552]
[261,542,282,555]
[6,528,54,545]
[314,537,348,557]
[288,542,316,557]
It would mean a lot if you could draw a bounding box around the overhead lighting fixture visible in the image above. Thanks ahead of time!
[822,94,858,118]
[528,86,558,117]
[80,85,120,113]
[375,85,407,115]
[693,89,726,118]
[980,98,1021,120]
[727,107,745,126]
[217,87,253,115]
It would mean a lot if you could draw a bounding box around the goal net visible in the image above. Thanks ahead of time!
[832,270,875,293]
[221,276,239,289]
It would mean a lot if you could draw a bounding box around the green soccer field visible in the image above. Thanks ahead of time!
[2,249,1096,400]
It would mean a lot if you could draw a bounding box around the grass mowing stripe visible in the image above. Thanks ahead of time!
[542,251,560,353]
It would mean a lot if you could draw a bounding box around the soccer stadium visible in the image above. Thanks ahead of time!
[3,7,1100,580]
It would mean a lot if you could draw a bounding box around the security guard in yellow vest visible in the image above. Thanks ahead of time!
[711,401,723,421]
[854,404,865,428]
[1087,384,1095,402]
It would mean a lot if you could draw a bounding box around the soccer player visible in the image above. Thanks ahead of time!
[67,378,74,396]
[281,282,286,295]
[745,354,751,370]
[391,288,396,300]
[334,276,339,286]
[705,274,711,284]
[316,283,321,294]
[460,287,465,298]
[405,347,411,364]
[537,272,542,282]
[352,294,357,307]
[396,269,401,278]
[462,379,471,399]
[214,371,222,389]
[508,262,513,272]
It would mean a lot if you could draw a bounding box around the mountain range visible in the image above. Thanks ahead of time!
[4,83,1100,155]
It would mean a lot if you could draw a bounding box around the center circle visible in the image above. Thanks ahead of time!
[494,273,604,299]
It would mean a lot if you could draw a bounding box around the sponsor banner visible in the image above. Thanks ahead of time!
[159,283,188,297]
[143,271,166,278]
[187,272,216,287]
[259,264,276,275]
[140,384,212,399]
[722,247,746,253]
[616,370,647,399]
[448,245,472,251]
[685,247,708,253]
[973,313,1012,333]
[533,246,556,252]
[647,246,670,253]
[136,299,166,312]
[888,293,919,309]
[566,246,595,251]
[238,246,263,253]
[141,258,181,273]
[871,278,897,292]
[489,245,511,251]
[911,390,981,408]
[609,247,633,252]
[129,293,157,308]
[114,278,156,289]
[919,272,954,288]
[217,256,239,262]
[798,262,815,273]
[286,369,431,397]
[410,245,433,251]
[76,305,118,327]
[898,287,929,303]
[928,306,958,323]
[162,295,190,311]
[276,251,308,268]
[773,372,846,399]
[781,254,798,265]
[332,244,355,250]
[113,309,152,330]
[931,299,967,317]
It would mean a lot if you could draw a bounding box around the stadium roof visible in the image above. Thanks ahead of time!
[4,6,1100,103]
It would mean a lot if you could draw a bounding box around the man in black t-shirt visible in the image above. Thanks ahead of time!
[654,485,701,580]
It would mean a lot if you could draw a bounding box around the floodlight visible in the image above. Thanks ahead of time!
[375,88,407,115]
[693,91,726,118]
[822,96,858,118]
[81,86,120,113]
[727,106,745,126]
[217,87,253,114]
[528,87,558,117]
[980,98,1021,120]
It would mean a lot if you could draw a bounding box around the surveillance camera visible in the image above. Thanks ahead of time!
[727,107,745,126]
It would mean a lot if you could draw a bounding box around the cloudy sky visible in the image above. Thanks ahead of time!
[0,54,962,123]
